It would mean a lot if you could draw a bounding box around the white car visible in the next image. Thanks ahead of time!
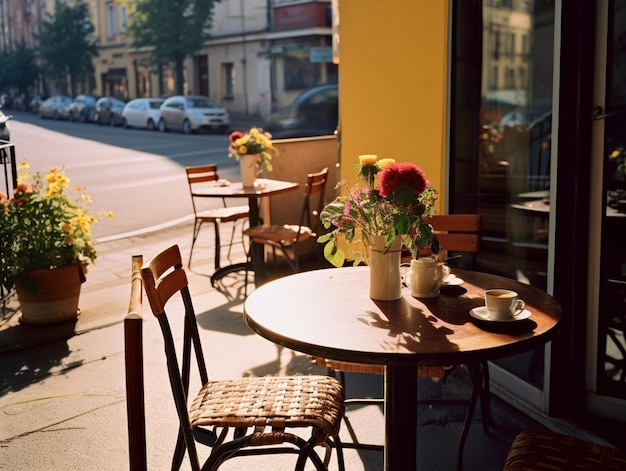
[121,98,164,130]
[0,110,11,141]
[158,95,230,134]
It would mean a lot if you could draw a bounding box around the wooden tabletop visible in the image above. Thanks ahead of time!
[244,266,563,367]
[192,178,299,199]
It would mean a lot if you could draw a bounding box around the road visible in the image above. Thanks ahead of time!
[5,110,254,240]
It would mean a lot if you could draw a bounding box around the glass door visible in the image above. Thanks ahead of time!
[587,0,626,420]
[474,0,555,411]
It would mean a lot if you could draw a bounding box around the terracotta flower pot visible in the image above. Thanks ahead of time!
[15,263,87,324]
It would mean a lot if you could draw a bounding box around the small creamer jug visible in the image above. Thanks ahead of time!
[404,257,450,298]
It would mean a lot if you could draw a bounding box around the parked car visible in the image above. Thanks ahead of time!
[121,98,164,130]
[94,97,126,126]
[68,94,97,122]
[28,94,44,113]
[263,84,338,139]
[158,95,230,134]
[0,109,11,141]
[39,95,73,120]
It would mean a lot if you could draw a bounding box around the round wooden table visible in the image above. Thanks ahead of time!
[244,266,562,470]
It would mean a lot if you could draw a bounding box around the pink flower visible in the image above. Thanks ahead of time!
[229,131,244,142]
[378,162,428,198]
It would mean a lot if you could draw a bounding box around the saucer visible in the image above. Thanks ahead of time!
[441,274,464,288]
[469,306,531,323]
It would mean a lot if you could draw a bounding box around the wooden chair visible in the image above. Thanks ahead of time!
[139,244,346,471]
[315,214,486,471]
[503,429,626,470]
[185,164,249,270]
[243,167,328,273]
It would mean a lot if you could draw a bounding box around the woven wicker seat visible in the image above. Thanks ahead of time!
[139,244,345,471]
[503,429,626,470]
[244,167,328,273]
[185,164,249,271]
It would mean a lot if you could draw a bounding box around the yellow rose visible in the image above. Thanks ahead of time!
[359,154,378,166]
[377,158,396,169]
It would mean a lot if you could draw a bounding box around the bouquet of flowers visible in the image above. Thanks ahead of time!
[318,154,439,267]
[228,127,277,172]
[0,160,113,292]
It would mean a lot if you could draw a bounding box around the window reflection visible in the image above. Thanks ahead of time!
[477,0,554,389]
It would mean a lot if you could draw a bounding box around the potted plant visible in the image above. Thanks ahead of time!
[228,127,277,187]
[317,154,439,300]
[0,161,112,324]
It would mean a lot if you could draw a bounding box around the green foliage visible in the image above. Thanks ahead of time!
[125,0,222,94]
[38,1,98,96]
[0,161,112,291]
[318,156,439,268]
[0,42,39,92]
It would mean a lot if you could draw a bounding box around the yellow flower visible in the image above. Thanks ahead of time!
[18,161,29,170]
[359,154,378,166]
[106,211,114,219]
[377,158,396,169]
[238,145,248,154]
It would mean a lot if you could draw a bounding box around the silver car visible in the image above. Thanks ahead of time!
[158,95,230,134]
[39,95,73,120]
[121,98,164,130]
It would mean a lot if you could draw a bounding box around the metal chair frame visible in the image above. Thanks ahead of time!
[185,164,249,270]
[139,244,345,471]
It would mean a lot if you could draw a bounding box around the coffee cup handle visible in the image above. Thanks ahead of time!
[513,299,526,316]
[403,270,412,288]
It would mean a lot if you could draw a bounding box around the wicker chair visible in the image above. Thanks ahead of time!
[185,164,249,270]
[314,214,486,471]
[139,244,345,471]
[503,429,626,470]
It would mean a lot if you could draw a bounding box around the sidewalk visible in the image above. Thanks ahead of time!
[0,221,615,470]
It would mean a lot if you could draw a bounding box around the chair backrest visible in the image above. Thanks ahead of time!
[140,244,210,466]
[185,164,222,213]
[427,214,482,253]
[297,167,329,235]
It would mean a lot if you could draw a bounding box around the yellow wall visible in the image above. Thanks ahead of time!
[338,0,448,209]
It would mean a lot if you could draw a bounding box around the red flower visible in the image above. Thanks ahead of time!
[378,162,428,197]
[229,131,244,142]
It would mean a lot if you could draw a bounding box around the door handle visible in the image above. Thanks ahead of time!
[592,106,622,120]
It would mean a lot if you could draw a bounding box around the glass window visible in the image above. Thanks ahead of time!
[106,3,116,38]
[223,63,234,99]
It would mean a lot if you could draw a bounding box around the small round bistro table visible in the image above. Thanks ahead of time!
[244,266,563,470]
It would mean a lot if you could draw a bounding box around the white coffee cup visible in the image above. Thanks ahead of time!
[484,289,526,320]
[404,257,451,298]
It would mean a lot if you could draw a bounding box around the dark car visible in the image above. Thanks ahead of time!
[68,94,97,122]
[39,95,73,120]
[263,84,338,139]
[94,97,126,126]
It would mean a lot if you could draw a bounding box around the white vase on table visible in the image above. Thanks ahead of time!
[239,154,260,187]
[368,234,402,301]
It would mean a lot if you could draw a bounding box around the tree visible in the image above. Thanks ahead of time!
[125,0,222,95]
[4,42,40,95]
[38,1,99,96]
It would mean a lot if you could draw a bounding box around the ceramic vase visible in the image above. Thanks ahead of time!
[15,263,86,324]
[368,234,402,301]
[239,154,259,187]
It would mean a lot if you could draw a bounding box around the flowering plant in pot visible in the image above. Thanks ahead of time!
[0,161,112,322]
[228,126,278,171]
[318,154,439,268]
[228,127,278,182]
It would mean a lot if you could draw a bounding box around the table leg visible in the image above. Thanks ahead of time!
[247,197,267,287]
[385,364,418,470]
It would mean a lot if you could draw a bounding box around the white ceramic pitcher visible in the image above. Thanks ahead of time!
[405,257,450,298]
